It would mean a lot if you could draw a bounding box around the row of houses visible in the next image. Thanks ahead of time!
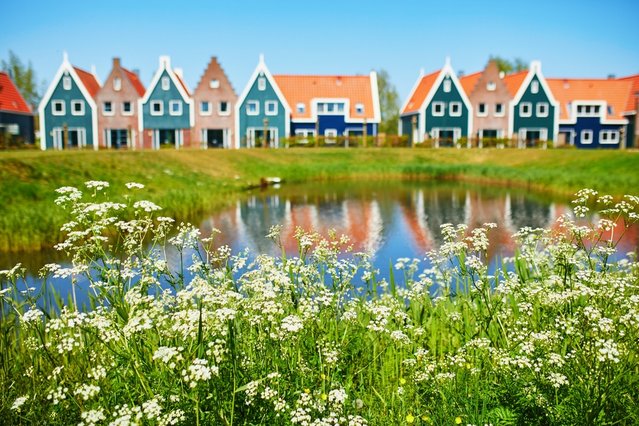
[1,54,637,150]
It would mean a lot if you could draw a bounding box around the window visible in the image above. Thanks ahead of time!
[581,130,593,144]
[487,81,496,91]
[52,100,65,115]
[599,130,619,144]
[355,103,364,114]
[210,79,220,89]
[537,102,549,117]
[449,102,462,117]
[477,103,487,117]
[200,101,211,115]
[432,102,445,116]
[519,102,532,117]
[7,124,19,135]
[324,129,337,143]
[494,103,504,117]
[265,101,278,116]
[169,100,182,116]
[113,77,121,91]
[258,77,266,91]
[103,101,113,116]
[531,80,539,94]
[443,79,451,93]
[297,103,305,114]
[122,101,133,115]
[295,129,316,143]
[71,100,85,116]
[63,76,71,90]
[246,100,259,115]
[576,105,602,117]
[317,102,346,114]
[161,76,170,90]
[218,101,230,115]
[151,101,163,115]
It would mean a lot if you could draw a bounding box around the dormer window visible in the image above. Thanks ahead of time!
[487,81,496,91]
[63,76,72,90]
[531,81,539,94]
[443,80,451,93]
[210,79,220,89]
[161,76,170,91]
[258,77,266,91]
[297,103,305,114]
[355,103,364,114]
[113,77,122,91]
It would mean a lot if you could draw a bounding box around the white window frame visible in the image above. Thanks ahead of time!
[295,129,316,143]
[161,76,170,91]
[258,77,266,91]
[200,101,212,116]
[150,101,163,116]
[317,102,346,115]
[599,130,619,145]
[218,101,231,116]
[443,80,451,93]
[432,101,445,117]
[449,102,462,117]
[324,128,338,144]
[102,101,114,116]
[122,101,133,116]
[537,102,549,117]
[209,79,220,89]
[52,100,65,116]
[581,130,593,144]
[531,80,539,94]
[113,77,122,91]
[355,103,365,114]
[519,102,532,117]
[494,103,505,117]
[71,100,85,116]
[265,101,278,116]
[486,81,496,91]
[296,103,305,114]
[169,100,182,116]
[246,100,259,116]
[477,103,487,117]
[63,76,72,90]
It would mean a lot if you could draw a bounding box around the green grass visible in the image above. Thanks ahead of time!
[1,147,638,251]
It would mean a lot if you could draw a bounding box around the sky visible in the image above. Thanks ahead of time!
[2,0,638,102]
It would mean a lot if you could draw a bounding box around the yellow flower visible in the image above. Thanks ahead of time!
[320,393,327,401]
[399,378,407,385]
[455,416,462,424]
[320,373,326,380]
[421,415,432,423]
[304,388,310,394]
[405,414,415,424]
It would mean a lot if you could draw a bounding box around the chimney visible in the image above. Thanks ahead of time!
[113,57,121,68]
[499,71,505,79]
[458,70,465,77]
[132,69,140,77]
[607,74,616,79]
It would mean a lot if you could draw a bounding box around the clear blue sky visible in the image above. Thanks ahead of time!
[2,0,638,101]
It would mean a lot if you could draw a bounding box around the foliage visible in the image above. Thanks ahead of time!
[1,50,42,109]
[1,184,638,425]
[489,56,528,73]
[376,69,400,135]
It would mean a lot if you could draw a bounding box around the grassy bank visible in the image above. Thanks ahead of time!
[1,148,638,251]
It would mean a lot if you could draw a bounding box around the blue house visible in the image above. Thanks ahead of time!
[235,55,290,148]
[138,56,194,149]
[547,77,633,149]
[399,58,472,146]
[38,53,100,150]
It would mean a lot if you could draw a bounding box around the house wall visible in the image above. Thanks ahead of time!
[425,74,470,137]
[0,111,34,143]
[291,116,376,136]
[238,71,286,147]
[468,62,510,138]
[400,113,419,144]
[141,70,191,131]
[561,117,625,149]
[43,70,94,149]
[512,75,554,140]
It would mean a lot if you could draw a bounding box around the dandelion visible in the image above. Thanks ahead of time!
[406,413,415,423]
[455,416,463,424]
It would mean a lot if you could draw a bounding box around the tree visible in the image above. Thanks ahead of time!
[376,69,400,135]
[489,55,528,73]
[1,51,42,109]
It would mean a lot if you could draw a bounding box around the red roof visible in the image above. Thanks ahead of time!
[401,70,440,115]
[459,71,482,96]
[618,74,639,113]
[502,71,528,98]
[0,71,32,113]
[123,68,145,97]
[73,66,100,98]
[273,74,376,120]
[546,78,633,121]
[174,72,191,96]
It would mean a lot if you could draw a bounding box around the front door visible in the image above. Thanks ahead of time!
[109,129,128,149]
[525,130,542,147]
[438,130,455,147]
[206,129,225,148]
[158,129,176,148]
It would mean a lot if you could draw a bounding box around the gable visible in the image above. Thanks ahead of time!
[144,69,189,104]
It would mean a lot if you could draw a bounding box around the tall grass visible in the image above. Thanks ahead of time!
[1,182,638,425]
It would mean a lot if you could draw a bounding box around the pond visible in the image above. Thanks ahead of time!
[2,180,638,306]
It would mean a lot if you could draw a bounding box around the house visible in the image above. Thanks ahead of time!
[505,61,558,147]
[39,52,100,150]
[139,56,194,149]
[96,57,145,149]
[546,77,633,148]
[193,57,237,149]
[618,74,639,148]
[273,72,380,144]
[399,58,472,146]
[460,60,512,143]
[0,71,35,144]
[235,55,291,148]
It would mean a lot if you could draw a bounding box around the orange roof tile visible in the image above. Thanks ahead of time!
[73,66,100,99]
[546,78,633,120]
[0,71,32,114]
[273,74,376,120]
[618,74,639,113]
[502,71,528,98]
[401,70,439,115]
[123,68,145,97]
[459,71,482,97]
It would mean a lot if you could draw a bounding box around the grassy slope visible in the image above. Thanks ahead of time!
[1,148,638,251]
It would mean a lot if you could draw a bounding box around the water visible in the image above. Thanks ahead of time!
[2,181,638,306]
